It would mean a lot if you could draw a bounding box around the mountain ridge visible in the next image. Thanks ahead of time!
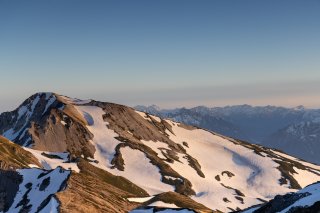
[1,93,320,212]
[135,104,320,164]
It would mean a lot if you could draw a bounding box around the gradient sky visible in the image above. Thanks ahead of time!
[1,0,320,112]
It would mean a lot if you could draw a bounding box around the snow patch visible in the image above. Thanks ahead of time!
[141,140,171,160]
[42,95,57,115]
[38,196,59,213]
[136,111,152,122]
[24,148,79,172]
[292,167,320,188]
[128,196,154,203]
[17,106,28,120]
[150,115,161,123]
[75,105,121,168]
[149,201,179,208]
[58,95,91,105]
[112,147,174,195]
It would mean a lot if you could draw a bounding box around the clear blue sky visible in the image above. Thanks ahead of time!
[1,0,320,112]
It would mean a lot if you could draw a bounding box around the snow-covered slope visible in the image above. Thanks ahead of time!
[7,167,70,213]
[135,105,246,142]
[0,136,71,213]
[135,105,320,165]
[77,103,320,212]
[2,93,320,212]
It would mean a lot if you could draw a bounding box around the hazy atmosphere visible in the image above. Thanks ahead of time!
[1,0,320,112]
[2,1,320,212]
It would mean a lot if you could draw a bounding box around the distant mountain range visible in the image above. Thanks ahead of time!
[135,104,320,164]
[1,93,320,212]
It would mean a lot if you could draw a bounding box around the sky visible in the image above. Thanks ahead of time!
[1,0,320,112]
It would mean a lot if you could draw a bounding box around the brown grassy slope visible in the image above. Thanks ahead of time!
[0,136,41,170]
[56,160,149,213]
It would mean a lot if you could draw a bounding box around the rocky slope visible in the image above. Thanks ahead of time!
[242,181,320,213]
[1,93,320,212]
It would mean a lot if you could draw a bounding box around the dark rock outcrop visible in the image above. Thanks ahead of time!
[0,170,22,212]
